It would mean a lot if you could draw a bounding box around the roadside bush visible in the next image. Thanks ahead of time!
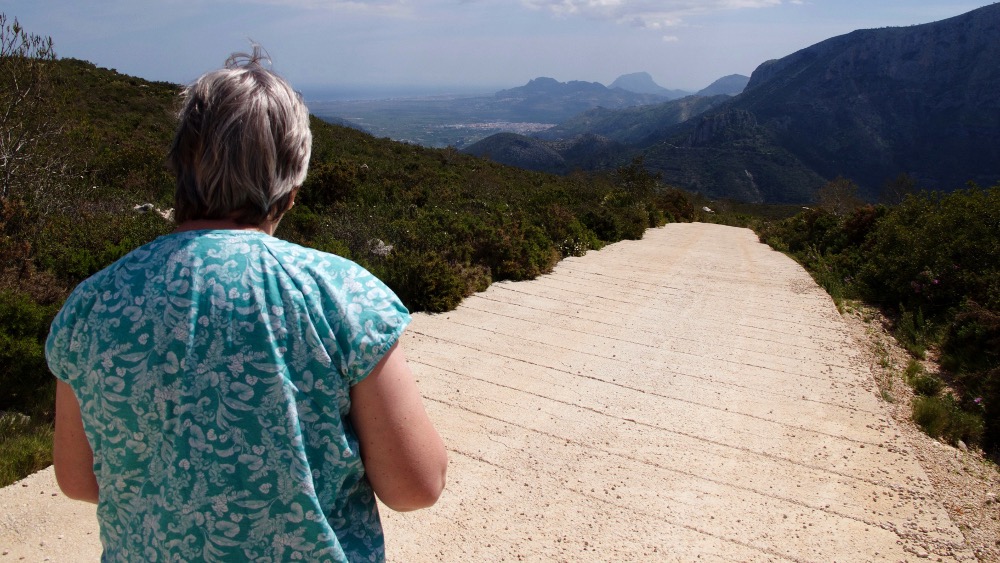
[904,359,923,381]
[0,411,53,487]
[895,305,929,358]
[942,301,1000,453]
[34,209,170,285]
[859,187,1000,317]
[653,188,696,223]
[539,204,601,258]
[910,373,944,397]
[756,185,1000,457]
[376,251,470,313]
[912,394,984,446]
[0,290,60,416]
[582,208,624,242]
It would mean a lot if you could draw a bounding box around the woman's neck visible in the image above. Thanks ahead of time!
[174,219,276,235]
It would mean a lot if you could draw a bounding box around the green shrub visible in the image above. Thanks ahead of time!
[0,412,53,487]
[0,290,60,416]
[34,210,170,284]
[860,187,1000,317]
[943,300,1000,374]
[895,305,928,358]
[582,209,623,242]
[913,395,949,438]
[377,251,470,313]
[653,188,696,223]
[912,394,984,446]
[539,204,601,258]
[910,373,944,397]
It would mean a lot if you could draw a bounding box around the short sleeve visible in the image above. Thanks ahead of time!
[45,312,71,383]
[349,275,410,386]
[44,280,96,386]
[321,259,411,387]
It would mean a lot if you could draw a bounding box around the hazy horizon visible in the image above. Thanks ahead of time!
[297,71,737,103]
[3,1,991,96]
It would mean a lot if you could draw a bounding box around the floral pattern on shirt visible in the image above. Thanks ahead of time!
[46,230,410,562]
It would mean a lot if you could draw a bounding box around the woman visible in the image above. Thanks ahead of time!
[46,47,447,562]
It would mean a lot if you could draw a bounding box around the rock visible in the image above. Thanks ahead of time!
[368,239,393,257]
[957,440,968,452]
[133,203,154,213]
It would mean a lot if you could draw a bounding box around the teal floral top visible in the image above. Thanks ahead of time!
[46,230,410,562]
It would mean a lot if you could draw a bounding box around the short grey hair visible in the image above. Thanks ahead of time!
[169,44,312,225]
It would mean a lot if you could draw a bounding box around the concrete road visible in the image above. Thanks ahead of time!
[0,223,973,561]
[382,223,972,562]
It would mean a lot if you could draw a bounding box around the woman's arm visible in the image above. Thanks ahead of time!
[53,380,99,503]
[349,342,447,512]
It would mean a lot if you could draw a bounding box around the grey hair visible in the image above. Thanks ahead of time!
[169,43,312,225]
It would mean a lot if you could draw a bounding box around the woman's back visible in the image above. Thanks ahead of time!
[47,230,410,561]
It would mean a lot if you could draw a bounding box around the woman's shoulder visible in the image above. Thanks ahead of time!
[263,236,372,279]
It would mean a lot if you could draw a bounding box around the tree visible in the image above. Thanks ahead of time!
[880,172,917,205]
[816,176,863,216]
[0,14,58,202]
[613,156,661,202]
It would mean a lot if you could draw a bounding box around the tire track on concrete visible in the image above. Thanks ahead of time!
[409,342,885,449]
[449,302,872,413]
[494,282,850,339]
[466,297,851,366]
[411,354,904,486]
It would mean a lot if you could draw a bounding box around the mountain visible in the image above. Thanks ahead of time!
[609,72,690,99]
[695,74,750,97]
[645,4,1000,202]
[465,94,729,174]
[464,132,627,175]
[307,77,673,147]
[474,4,1000,203]
[463,132,567,173]
[492,77,670,122]
[534,95,730,144]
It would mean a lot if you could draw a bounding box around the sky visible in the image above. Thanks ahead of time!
[2,0,993,98]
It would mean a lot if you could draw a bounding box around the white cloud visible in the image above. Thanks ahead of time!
[520,0,783,28]
[662,34,679,42]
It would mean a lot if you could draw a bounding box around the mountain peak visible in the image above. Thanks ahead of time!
[610,72,690,100]
[695,74,750,97]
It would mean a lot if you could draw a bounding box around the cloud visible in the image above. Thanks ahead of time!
[520,0,783,28]
[224,0,414,15]
[661,34,680,42]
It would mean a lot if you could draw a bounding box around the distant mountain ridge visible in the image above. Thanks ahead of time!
[609,72,690,99]
[535,95,730,145]
[466,4,1000,203]
[662,2,1000,201]
[492,77,669,122]
[695,74,749,97]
